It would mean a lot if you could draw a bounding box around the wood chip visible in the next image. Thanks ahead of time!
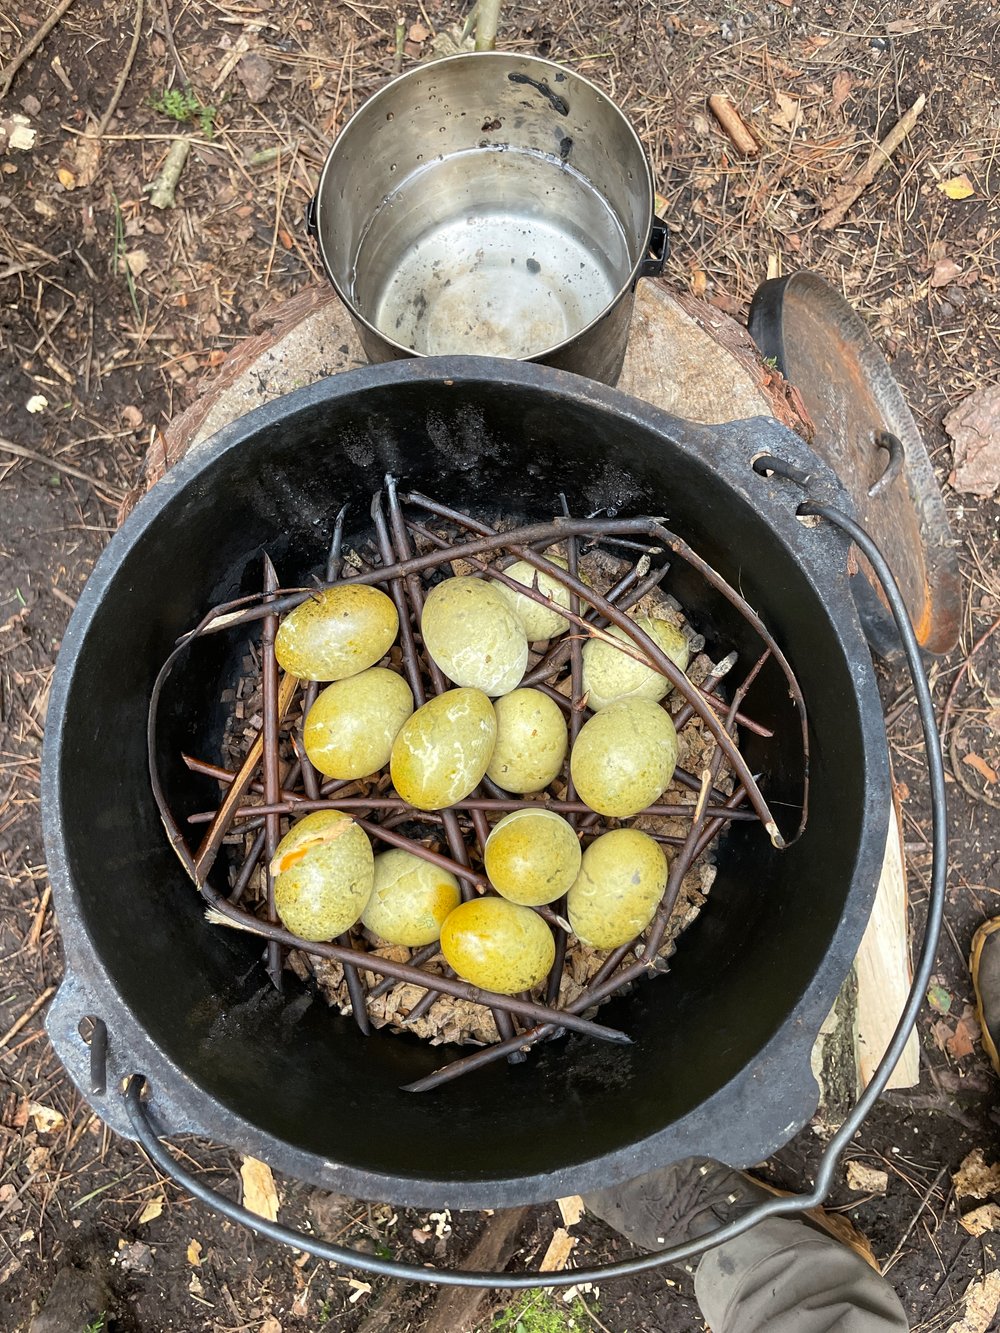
[959,1203,1000,1238]
[946,1271,1000,1333]
[186,1238,203,1266]
[28,1102,65,1134]
[557,1195,585,1226]
[953,1148,1000,1200]
[845,1161,889,1194]
[539,1226,577,1273]
[137,1194,165,1225]
[240,1156,279,1221]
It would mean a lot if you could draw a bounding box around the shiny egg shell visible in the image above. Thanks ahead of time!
[420,576,528,696]
[570,697,678,818]
[304,667,414,779]
[362,849,462,946]
[484,809,582,906]
[275,584,398,682]
[567,828,668,948]
[486,687,568,793]
[440,897,555,994]
[582,615,690,711]
[271,810,374,942]
[390,687,497,811]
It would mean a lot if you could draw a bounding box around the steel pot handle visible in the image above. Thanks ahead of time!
[122,481,945,1288]
[305,196,318,238]
[636,215,668,281]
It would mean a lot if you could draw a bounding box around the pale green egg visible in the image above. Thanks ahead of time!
[271,809,374,942]
[390,687,497,811]
[362,849,462,946]
[275,584,398,682]
[570,697,678,817]
[486,687,568,793]
[421,576,528,696]
[484,809,581,906]
[440,897,555,994]
[582,615,690,711]
[567,828,668,948]
[304,667,413,779]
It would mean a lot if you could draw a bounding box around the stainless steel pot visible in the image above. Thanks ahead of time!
[308,53,666,385]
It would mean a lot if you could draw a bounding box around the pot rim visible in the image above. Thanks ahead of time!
[41,357,889,1207]
[313,51,657,364]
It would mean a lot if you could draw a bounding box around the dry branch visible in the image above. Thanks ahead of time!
[818,95,926,231]
[708,94,758,156]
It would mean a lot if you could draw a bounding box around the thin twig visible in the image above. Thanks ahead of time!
[0,0,79,101]
[261,556,283,991]
[97,0,145,136]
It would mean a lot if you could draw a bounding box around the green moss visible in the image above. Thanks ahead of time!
[488,1290,593,1333]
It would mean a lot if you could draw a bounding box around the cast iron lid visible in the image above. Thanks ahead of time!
[749,270,961,658]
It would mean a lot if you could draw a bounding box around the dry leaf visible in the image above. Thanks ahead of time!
[959,1203,1000,1237]
[690,268,707,297]
[830,70,854,114]
[137,1194,165,1225]
[771,92,802,134]
[259,1319,282,1333]
[558,1196,585,1227]
[28,1102,65,1134]
[540,1227,577,1272]
[846,1162,889,1194]
[946,1270,1000,1333]
[408,21,430,41]
[124,249,149,278]
[947,1008,981,1060]
[939,175,975,200]
[186,1238,203,1266]
[73,134,101,187]
[930,257,963,288]
[964,752,998,783]
[953,1149,1000,1200]
[240,1156,279,1221]
[56,167,76,190]
[945,384,1000,497]
[886,17,921,32]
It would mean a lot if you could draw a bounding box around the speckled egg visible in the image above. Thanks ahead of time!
[567,828,668,948]
[390,687,497,811]
[440,897,555,994]
[570,697,678,818]
[420,576,528,696]
[362,849,462,946]
[275,584,398,682]
[484,809,582,906]
[486,687,568,793]
[582,615,691,711]
[271,809,374,942]
[494,556,574,641]
[304,667,414,779]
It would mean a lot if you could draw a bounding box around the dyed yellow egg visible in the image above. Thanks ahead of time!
[495,556,574,640]
[275,584,398,682]
[304,667,414,779]
[567,828,668,948]
[271,810,374,942]
[582,615,690,711]
[362,850,462,946]
[486,688,568,793]
[420,576,528,696]
[440,897,555,994]
[570,698,678,818]
[484,809,582,906]
[390,688,497,811]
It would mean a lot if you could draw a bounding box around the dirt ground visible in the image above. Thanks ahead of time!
[1,0,998,1329]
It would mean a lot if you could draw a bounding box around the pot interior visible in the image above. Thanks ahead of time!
[50,367,879,1204]
[317,53,652,359]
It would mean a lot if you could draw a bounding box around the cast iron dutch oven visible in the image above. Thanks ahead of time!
[40,358,942,1281]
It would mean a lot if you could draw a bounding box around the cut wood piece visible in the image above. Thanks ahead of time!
[417,1207,535,1333]
[124,280,808,523]
[853,792,920,1090]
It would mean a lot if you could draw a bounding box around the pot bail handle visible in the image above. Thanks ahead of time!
[636,216,668,281]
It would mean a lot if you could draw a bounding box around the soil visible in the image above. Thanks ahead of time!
[1,0,998,1330]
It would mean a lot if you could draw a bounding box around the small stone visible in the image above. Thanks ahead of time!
[237,52,275,103]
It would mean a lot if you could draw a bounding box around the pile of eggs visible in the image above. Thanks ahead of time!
[268,563,692,997]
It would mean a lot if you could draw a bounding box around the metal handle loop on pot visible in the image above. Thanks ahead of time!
[636,215,669,281]
[123,493,946,1288]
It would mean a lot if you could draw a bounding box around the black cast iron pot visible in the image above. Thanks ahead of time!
[42,357,889,1212]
